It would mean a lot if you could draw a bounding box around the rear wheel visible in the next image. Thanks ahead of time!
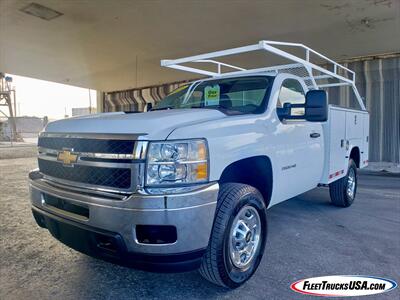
[329,159,357,207]
[199,183,267,288]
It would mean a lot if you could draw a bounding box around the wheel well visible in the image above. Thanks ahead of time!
[350,147,360,168]
[219,156,273,207]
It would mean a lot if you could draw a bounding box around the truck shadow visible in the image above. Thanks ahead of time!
[75,256,230,299]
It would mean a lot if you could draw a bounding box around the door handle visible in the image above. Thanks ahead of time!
[310,132,320,138]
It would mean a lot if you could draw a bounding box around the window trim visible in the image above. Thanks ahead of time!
[276,78,307,122]
[276,78,306,108]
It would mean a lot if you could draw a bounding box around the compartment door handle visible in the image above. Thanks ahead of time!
[310,133,320,138]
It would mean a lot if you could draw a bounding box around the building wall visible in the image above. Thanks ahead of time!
[0,116,45,140]
[72,107,96,116]
[104,55,399,163]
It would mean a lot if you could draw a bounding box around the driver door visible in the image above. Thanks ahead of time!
[274,78,324,200]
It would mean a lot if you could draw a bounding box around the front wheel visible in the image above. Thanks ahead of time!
[329,159,358,207]
[199,183,267,288]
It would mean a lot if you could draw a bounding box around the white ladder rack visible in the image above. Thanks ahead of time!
[161,40,366,110]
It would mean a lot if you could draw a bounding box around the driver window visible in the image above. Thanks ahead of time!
[277,79,305,116]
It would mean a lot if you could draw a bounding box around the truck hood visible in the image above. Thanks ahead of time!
[45,109,226,140]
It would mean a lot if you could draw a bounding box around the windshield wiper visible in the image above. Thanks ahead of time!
[150,106,175,111]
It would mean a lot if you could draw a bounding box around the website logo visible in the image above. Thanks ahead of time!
[291,275,397,297]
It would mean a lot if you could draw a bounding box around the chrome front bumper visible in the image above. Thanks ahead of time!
[29,171,218,255]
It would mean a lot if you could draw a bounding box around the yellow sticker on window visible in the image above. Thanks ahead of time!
[204,85,220,106]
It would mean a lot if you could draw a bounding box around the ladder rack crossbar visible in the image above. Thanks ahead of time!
[161,40,365,110]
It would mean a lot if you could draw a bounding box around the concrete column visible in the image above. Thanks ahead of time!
[96,91,104,113]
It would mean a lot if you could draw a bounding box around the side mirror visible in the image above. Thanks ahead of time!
[305,90,328,122]
[276,102,292,121]
[146,103,153,112]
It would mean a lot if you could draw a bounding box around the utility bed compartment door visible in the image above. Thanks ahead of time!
[345,110,369,169]
[346,111,363,139]
[328,109,347,181]
[361,114,370,167]
[321,106,369,184]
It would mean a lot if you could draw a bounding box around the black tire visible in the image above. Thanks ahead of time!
[329,159,357,207]
[199,183,267,288]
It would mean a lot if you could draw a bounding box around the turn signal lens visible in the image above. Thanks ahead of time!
[196,162,208,180]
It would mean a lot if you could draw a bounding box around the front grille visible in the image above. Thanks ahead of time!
[38,137,135,154]
[38,159,131,189]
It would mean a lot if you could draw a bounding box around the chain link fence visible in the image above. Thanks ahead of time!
[0,117,46,159]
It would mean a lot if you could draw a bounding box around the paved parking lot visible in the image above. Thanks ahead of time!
[1,157,399,299]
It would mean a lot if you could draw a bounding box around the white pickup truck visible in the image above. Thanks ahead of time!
[29,41,369,288]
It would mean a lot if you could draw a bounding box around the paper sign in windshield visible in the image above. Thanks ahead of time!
[204,85,220,106]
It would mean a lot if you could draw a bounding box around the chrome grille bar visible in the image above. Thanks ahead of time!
[38,142,148,161]
[39,132,147,140]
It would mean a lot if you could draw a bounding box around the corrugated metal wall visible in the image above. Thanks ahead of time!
[104,55,399,163]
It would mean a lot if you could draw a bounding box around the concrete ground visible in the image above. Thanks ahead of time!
[0,144,37,160]
[0,157,399,300]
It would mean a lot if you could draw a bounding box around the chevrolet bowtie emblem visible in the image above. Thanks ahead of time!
[57,149,78,166]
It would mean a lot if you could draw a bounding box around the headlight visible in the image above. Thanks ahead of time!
[146,139,208,186]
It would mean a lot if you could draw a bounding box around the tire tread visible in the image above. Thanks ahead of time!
[199,183,264,287]
[329,159,357,207]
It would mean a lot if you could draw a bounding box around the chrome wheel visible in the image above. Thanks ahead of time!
[347,168,356,199]
[229,205,261,269]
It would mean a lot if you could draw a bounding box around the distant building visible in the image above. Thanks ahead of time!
[72,107,96,116]
[0,116,45,141]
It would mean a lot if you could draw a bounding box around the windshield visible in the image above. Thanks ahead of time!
[153,76,273,114]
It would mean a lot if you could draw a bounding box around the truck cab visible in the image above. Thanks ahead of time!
[29,41,369,288]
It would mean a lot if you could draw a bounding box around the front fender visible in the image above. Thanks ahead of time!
[167,115,277,181]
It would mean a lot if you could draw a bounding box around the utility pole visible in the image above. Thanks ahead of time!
[13,88,16,118]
